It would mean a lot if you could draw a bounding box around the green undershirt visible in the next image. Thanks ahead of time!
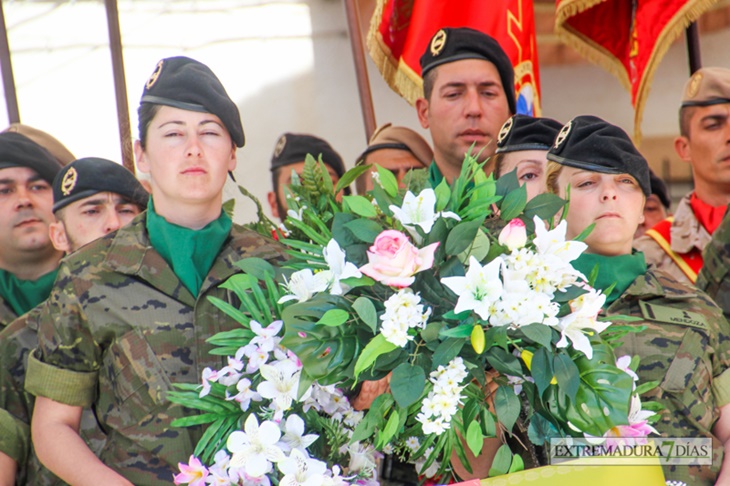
[0,268,58,316]
[146,198,232,296]
[572,252,647,306]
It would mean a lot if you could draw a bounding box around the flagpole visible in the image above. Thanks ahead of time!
[0,0,19,124]
[343,0,377,142]
[685,23,702,74]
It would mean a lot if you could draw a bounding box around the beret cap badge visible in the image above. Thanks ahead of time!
[274,135,287,158]
[61,167,78,196]
[554,121,572,150]
[146,60,164,90]
[430,29,447,56]
[497,117,514,145]
[687,72,702,98]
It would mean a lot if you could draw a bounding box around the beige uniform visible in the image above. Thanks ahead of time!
[633,194,711,285]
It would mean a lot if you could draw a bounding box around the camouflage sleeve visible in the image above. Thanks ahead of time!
[0,408,28,464]
[700,287,730,407]
[23,266,100,407]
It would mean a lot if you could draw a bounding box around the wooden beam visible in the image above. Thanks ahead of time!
[343,0,377,142]
[0,0,19,124]
[104,0,134,172]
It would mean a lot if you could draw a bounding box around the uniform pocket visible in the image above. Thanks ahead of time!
[100,328,172,429]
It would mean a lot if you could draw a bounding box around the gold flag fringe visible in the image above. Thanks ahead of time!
[555,0,719,144]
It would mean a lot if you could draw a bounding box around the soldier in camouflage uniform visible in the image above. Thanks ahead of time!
[0,133,65,329]
[546,115,730,485]
[25,57,286,485]
[0,157,149,485]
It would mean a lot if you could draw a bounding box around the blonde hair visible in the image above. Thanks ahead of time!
[545,161,563,195]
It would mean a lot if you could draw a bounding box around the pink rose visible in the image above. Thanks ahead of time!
[498,219,527,251]
[360,230,439,288]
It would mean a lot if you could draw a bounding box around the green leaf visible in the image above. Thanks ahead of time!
[377,409,401,449]
[494,385,520,432]
[495,169,519,198]
[486,347,523,377]
[421,320,446,342]
[457,227,490,264]
[553,284,589,303]
[520,323,554,349]
[344,218,383,244]
[634,380,660,396]
[317,308,349,327]
[354,334,398,380]
[434,178,451,212]
[207,296,251,327]
[482,408,497,437]
[554,352,580,401]
[431,338,465,370]
[574,222,596,242]
[343,195,378,218]
[499,184,527,221]
[339,275,375,289]
[390,363,426,408]
[466,420,484,457]
[336,164,371,194]
[508,452,524,473]
[376,165,399,197]
[485,326,509,350]
[352,297,378,333]
[438,324,475,339]
[523,192,566,221]
[170,412,220,428]
[234,257,276,281]
[487,444,513,477]
[527,412,558,447]
[445,218,485,256]
[531,347,554,396]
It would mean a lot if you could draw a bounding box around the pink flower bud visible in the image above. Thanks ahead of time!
[499,219,527,251]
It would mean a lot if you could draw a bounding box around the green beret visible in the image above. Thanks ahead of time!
[547,115,650,196]
[270,133,345,178]
[140,56,244,147]
[420,27,515,114]
[52,157,149,213]
[496,115,563,154]
[0,132,62,183]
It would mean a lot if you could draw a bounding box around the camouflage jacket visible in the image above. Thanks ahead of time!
[607,267,730,485]
[0,302,106,486]
[25,213,287,486]
[634,193,712,284]
[0,295,17,330]
[697,210,730,321]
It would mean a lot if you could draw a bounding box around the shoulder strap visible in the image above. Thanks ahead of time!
[645,217,702,283]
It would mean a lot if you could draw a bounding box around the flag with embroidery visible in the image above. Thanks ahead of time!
[555,0,717,141]
[367,0,541,116]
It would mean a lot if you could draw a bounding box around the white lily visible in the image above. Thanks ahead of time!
[555,289,610,359]
[277,448,328,486]
[258,360,310,420]
[279,414,319,453]
[441,256,503,320]
[227,414,285,477]
[533,215,587,263]
[322,239,362,295]
[278,269,332,304]
[389,189,460,242]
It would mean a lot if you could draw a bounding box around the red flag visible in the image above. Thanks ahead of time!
[555,0,716,141]
[367,0,541,116]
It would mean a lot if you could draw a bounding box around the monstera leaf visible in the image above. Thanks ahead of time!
[556,340,633,436]
[281,292,361,386]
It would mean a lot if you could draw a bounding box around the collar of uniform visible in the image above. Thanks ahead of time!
[670,193,712,254]
[607,266,698,313]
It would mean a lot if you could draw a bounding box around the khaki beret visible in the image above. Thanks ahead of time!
[3,123,75,166]
[681,67,730,107]
[360,123,433,167]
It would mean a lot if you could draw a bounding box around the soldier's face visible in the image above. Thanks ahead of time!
[135,106,236,223]
[634,194,668,239]
[361,149,426,192]
[0,166,56,259]
[498,150,549,201]
[557,167,645,256]
[49,192,143,253]
[675,103,730,189]
[416,59,511,172]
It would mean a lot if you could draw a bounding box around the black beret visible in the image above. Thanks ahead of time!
[649,169,671,209]
[53,157,149,213]
[547,115,650,196]
[496,115,563,154]
[420,27,515,114]
[270,133,345,178]
[0,132,62,184]
[140,56,244,147]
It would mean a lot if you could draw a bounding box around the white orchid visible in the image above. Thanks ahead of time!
[322,239,361,295]
[441,256,503,320]
[278,269,332,304]
[226,378,262,411]
[279,414,319,453]
[249,320,283,353]
[227,414,285,478]
[389,189,460,242]
[278,448,328,486]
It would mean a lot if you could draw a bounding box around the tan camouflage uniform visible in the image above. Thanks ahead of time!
[633,194,712,285]
[607,267,730,485]
[0,302,107,485]
[0,297,17,330]
[25,213,286,485]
